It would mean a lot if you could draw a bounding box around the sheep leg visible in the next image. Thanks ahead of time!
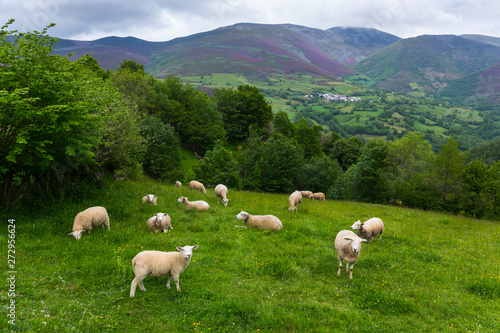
[104,218,110,230]
[172,274,181,291]
[130,276,146,298]
[337,257,343,277]
[349,264,355,279]
[346,263,350,272]
[166,276,172,289]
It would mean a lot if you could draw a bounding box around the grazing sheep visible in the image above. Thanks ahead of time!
[142,194,157,205]
[175,181,182,187]
[214,184,229,206]
[67,206,110,240]
[189,180,207,193]
[177,196,209,211]
[288,190,303,212]
[311,192,325,202]
[334,230,367,279]
[130,245,199,297]
[350,217,384,242]
[235,211,283,230]
[147,213,173,233]
[299,191,313,198]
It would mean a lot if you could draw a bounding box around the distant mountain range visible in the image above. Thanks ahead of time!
[52,23,500,106]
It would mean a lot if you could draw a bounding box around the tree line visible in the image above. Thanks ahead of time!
[1,21,498,220]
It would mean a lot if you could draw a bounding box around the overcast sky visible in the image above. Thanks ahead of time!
[1,0,499,41]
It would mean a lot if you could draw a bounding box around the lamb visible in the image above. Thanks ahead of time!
[235,211,283,230]
[311,192,325,202]
[288,190,303,212]
[350,217,384,242]
[214,184,229,206]
[67,206,110,240]
[299,191,313,198]
[334,230,367,279]
[147,213,173,233]
[189,180,207,193]
[142,194,157,205]
[130,245,199,297]
[175,181,182,188]
[177,196,210,211]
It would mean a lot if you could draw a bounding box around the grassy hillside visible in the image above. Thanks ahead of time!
[1,179,499,332]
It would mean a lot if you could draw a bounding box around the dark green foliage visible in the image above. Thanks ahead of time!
[328,137,364,171]
[138,116,183,182]
[273,111,295,138]
[293,118,324,159]
[467,139,500,165]
[296,156,341,194]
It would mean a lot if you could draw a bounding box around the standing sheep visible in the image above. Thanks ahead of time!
[350,217,384,242]
[334,230,367,279]
[288,190,302,212]
[299,191,313,199]
[311,192,325,202]
[142,194,158,205]
[177,196,210,211]
[175,181,182,188]
[214,184,229,206]
[147,213,173,233]
[189,180,207,193]
[235,211,283,230]
[67,206,110,240]
[130,245,199,297]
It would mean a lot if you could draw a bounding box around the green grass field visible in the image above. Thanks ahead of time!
[1,179,499,332]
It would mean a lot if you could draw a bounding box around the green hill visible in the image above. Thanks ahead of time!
[4,178,499,332]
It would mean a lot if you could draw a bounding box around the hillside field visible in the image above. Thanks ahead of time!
[1,179,499,332]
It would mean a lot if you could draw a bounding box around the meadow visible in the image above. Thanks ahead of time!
[1,179,499,332]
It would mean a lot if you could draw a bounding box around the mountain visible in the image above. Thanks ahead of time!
[53,23,399,78]
[461,34,500,47]
[352,35,500,94]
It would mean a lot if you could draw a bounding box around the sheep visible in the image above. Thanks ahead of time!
[235,211,283,230]
[334,230,367,279]
[147,213,173,233]
[311,192,325,202]
[299,190,313,198]
[214,184,229,206]
[189,180,207,193]
[350,217,384,242]
[142,194,157,205]
[175,181,182,187]
[288,190,302,212]
[130,245,199,297]
[177,196,209,211]
[67,206,110,240]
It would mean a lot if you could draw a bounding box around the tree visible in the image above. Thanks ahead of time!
[293,118,324,159]
[274,111,295,138]
[297,156,341,194]
[462,158,499,219]
[329,137,364,171]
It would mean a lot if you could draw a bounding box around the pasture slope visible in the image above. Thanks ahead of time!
[1,178,499,332]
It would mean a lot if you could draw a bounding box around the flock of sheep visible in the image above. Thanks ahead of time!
[67,180,385,297]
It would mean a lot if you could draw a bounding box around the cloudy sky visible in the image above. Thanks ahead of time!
[1,0,499,41]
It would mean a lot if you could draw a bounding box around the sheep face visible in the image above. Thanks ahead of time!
[236,211,249,221]
[67,230,83,240]
[177,196,186,203]
[350,220,363,231]
[222,199,229,207]
[176,245,199,260]
[344,236,367,253]
[155,213,165,224]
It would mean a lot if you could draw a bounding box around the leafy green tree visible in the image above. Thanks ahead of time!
[138,117,183,182]
[297,156,341,194]
[274,111,295,138]
[293,118,324,159]
[329,137,364,171]
[237,129,266,191]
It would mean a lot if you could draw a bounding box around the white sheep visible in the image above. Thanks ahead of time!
[214,184,229,206]
[147,213,173,233]
[175,181,182,188]
[334,230,367,279]
[288,190,303,212]
[189,180,207,193]
[350,217,384,242]
[235,211,283,230]
[67,206,110,240]
[142,194,158,205]
[130,245,199,297]
[311,192,325,202]
[177,196,210,211]
[299,190,313,198]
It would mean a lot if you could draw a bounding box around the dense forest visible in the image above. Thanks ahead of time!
[1,20,499,220]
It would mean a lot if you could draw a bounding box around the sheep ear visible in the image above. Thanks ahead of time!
[361,238,368,243]
[176,246,183,252]
[344,237,353,241]
[67,232,74,236]
[192,245,199,250]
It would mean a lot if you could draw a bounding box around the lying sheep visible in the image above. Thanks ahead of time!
[130,245,199,297]
[142,194,157,205]
[67,206,110,240]
[177,196,209,211]
[334,230,367,279]
[175,181,182,188]
[288,190,302,212]
[189,180,207,193]
[214,184,229,206]
[350,217,384,242]
[299,191,313,198]
[147,213,173,233]
[311,192,325,202]
[235,211,283,230]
